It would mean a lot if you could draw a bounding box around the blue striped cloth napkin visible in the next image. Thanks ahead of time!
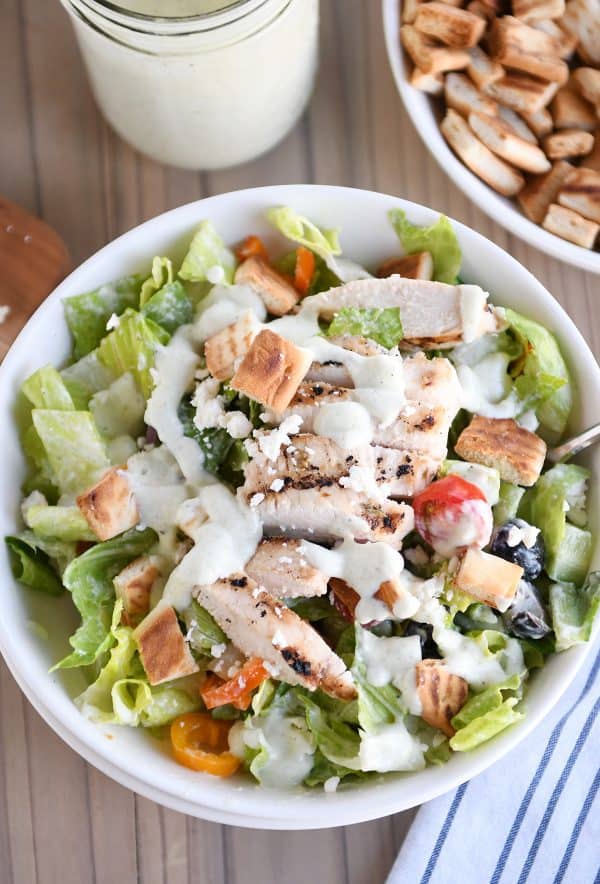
[387,644,600,884]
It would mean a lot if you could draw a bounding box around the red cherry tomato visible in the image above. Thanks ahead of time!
[413,475,493,557]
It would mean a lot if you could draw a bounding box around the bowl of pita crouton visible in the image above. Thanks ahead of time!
[0,185,599,828]
[383,0,600,273]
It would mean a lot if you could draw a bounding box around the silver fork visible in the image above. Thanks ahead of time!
[547,424,600,464]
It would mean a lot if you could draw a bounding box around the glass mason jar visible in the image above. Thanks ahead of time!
[59,0,320,170]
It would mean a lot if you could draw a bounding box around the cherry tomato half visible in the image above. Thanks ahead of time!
[413,475,493,557]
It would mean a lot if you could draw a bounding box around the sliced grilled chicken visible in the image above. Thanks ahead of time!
[373,405,454,460]
[194,575,356,699]
[306,335,388,386]
[403,352,462,411]
[305,277,498,348]
[249,487,414,548]
[246,538,328,599]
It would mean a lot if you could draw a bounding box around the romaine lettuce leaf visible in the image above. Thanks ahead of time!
[53,528,157,670]
[267,206,341,261]
[352,637,405,733]
[97,309,169,398]
[22,366,75,411]
[61,350,117,408]
[504,309,572,438]
[179,221,236,284]
[24,501,96,542]
[140,256,173,307]
[5,535,64,596]
[297,693,361,768]
[449,673,523,751]
[63,275,143,359]
[141,280,193,334]
[32,409,110,495]
[177,394,247,484]
[89,372,146,440]
[549,572,600,651]
[388,210,461,283]
[325,307,403,349]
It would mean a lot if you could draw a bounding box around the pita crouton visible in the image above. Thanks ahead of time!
[582,132,600,172]
[416,660,469,737]
[521,107,554,138]
[455,414,547,485]
[441,109,526,195]
[402,0,424,24]
[453,548,523,612]
[134,603,199,685]
[466,0,496,19]
[76,468,138,541]
[205,310,259,381]
[410,67,445,95]
[234,255,300,317]
[445,72,498,117]
[469,111,551,172]
[543,128,594,159]
[401,25,471,74]
[551,83,597,131]
[489,17,569,84]
[532,18,578,58]
[557,167,600,223]
[562,0,600,66]
[497,105,538,143]
[114,555,160,627]
[484,72,559,115]
[518,159,574,221]
[230,328,312,414]
[542,202,600,247]
[467,46,505,91]
[512,0,565,21]
[376,252,434,280]
[572,68,600,114]
[414,1,486,48]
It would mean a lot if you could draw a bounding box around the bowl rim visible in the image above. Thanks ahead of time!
[0,183,598,828]
[381,0,600,276]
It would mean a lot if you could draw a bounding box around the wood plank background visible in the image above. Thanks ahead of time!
[0,2,598,882]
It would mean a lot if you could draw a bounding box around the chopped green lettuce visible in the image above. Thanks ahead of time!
[353,628,405,732]
[32,410,110,495]
[505,309,572,438]
[179,221,236,284]
[89,372,146,439]
[140,256,173,307]
[181,600,227,655]
[449,674,523,751]
[550,572,600,651]
[24,502,96,542]
[5,535,64,596]
[22,366,75,411]
[53,528,157,670]
[297,693,361,768]
[325,307,403,349]
[97,309,169,398]
[267,206,341,261]
[141,280,193,334]
[61,350,117,408]
[177,394,247,485]
[388,210,462,283]
[63,276,143,359]
[494,481,526,526]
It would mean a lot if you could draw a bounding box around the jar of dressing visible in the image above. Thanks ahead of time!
[59,0,319,170]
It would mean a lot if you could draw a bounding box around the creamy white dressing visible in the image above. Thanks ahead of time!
[193,284,267,343]
[312,401,373,449]
[456,354,520,419]
[162,484,262,610]
[229,713,315,788]
[359,720,426,773]
[358,629,423,714]
[459,285,488,344]
[426,497,493,558]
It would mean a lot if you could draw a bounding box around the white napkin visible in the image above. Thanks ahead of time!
[387,644,600,884]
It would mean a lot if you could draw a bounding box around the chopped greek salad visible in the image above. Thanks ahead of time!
[7,207,599,790]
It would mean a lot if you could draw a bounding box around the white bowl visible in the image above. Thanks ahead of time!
[382,0,600,275]
[0,185,598,829]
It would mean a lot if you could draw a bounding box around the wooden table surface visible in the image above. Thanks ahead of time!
[1,2,598,882]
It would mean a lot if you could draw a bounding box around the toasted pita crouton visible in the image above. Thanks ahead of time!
[489,16,568,84]
[521,107,554,138]
[441,109,526,195]
[557,167,600,223]
[114,555,159,627]
[403,0,424,24]
[543,128,594,158]
[445,72,498,117]
[230,328,312,414]
[532,18,578,58]
[234,256,299,317]
[497,106,538,143]
[416,660,469,736]
[401,25,470,74]
[376,251,434,280]
[542,202,600,247]
[466,0,496,19]
[513,0,565,21]
[572,68,600,113]
[484,73,559,115]
[134,603,199,685]
[581,132,600,172]
[410,66,445,95]
[467,46,505,90]
[204,310,259,381]
[76,468,138,541]
[414,2,486,47]
[455,415,547,485]
[551,84,597,131]
[562,0,600,66]
[469,111,551,172]
[453,548,523,612]
[518,159,574,221]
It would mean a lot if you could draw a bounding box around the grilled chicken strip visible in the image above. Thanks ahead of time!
[246,538,328,599]
[305,276,499,347]
[195,574,356,699]
[241,432,438,500]
[305,335,388,386]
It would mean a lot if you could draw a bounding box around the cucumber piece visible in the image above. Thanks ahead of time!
[494,482,526,526]
[547,523,592,585]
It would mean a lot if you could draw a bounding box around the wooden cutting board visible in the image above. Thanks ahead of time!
[0,196,70,360]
